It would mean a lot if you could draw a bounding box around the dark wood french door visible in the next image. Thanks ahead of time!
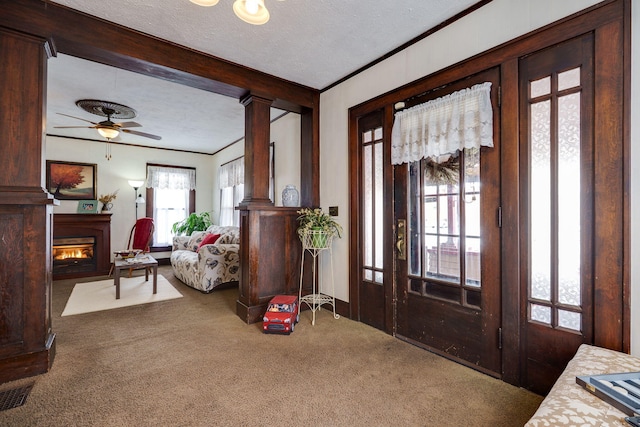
[393,68,502,375]
[518,33,594,395]
[355,110,392,332]
[350,1,627,395]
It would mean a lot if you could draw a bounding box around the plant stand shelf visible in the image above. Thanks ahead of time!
[298,230,340,325]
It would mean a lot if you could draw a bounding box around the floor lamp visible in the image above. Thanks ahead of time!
[128,180,145,221]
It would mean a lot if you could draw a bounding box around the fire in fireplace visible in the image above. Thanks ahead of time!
[52,237,96,275]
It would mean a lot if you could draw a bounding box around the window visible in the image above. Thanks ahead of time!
[219,157,244,227]
[146,164,196,249]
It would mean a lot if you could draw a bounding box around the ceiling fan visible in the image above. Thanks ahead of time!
[54,99,162,141]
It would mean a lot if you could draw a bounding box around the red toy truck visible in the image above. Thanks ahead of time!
[263,295,299,334]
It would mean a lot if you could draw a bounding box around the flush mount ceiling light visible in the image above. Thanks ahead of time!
[189,0,285,25]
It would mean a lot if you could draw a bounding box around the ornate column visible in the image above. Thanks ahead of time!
[0,27,57,383]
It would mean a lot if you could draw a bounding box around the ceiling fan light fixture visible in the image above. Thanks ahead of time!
[97,127,119,140]
[233,0,269,25]
[189,0,220,6]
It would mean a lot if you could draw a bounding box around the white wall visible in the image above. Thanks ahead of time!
[211,112,301,223]
[319,1,619,318]
[46,136,213,259]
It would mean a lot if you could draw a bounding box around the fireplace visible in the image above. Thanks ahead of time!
[52,236,96,275]
[53,214,112,280]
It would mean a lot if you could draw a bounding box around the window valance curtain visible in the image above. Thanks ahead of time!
[391,82,493,165]
[146,165,196,190]
[218,157,244,189]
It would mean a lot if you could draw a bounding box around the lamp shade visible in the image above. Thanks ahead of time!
[189,0,219,6]
[128,180,144,189]
[136,195,146,204]
[97,127,119,140]
[233,0,269,25]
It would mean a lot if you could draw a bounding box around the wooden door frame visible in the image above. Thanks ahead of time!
[348,0,629,387]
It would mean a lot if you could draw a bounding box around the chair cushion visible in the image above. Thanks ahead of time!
[197,233,220,252]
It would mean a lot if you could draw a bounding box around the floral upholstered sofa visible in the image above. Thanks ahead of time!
[170,225,240,293]
[526,344,640,426]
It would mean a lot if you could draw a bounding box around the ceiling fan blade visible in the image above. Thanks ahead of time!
[53,126,95,129]
[56,112,98,125]
[122,129,162,140]
[116,121,142,128]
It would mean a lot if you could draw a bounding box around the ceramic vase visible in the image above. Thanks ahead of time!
[282,185,299,207]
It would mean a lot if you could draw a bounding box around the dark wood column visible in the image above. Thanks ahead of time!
[239,94,274,207]
[0,27,57,383]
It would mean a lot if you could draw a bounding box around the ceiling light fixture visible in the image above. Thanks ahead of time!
[97,127,120,140]
[190,0,219,5]
[189,0,285,25]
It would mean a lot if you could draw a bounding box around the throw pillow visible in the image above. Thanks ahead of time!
[196,233,221,252]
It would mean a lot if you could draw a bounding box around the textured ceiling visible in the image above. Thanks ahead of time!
[46,0,480,154]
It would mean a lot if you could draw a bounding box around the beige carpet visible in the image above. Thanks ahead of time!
[0,266,542,426]
[61,274,182,316]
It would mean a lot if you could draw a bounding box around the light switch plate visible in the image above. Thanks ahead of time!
[329,206,338,216]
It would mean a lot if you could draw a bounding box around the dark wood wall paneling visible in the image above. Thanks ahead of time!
[0,0,321,383]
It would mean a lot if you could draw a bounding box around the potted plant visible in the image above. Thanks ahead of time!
[171,211,213,236]
[296,208,343,248]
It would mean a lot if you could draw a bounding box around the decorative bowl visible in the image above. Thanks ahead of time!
[114,249,142,259]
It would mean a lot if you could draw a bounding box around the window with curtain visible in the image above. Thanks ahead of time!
[219,157,244,227]
[146,164,196,247]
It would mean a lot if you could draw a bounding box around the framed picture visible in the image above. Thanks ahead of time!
[46,160,97,200]
[76,200,99,214]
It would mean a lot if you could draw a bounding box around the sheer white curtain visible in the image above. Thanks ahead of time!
[219,157,244,227]
[391,82,493,165]
[146,165,195,246]
[147,166,196,190]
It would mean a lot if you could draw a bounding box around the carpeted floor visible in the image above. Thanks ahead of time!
[0,266,542,426]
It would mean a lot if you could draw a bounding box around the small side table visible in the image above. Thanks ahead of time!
[112,255,158,299]
[298,230,340,325]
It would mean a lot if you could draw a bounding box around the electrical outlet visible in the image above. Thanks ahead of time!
[329,206,338,216]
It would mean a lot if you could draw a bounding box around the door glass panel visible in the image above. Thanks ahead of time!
[374,143,384,271]
[408,162,421,276]
[528,67,583,328]
[531,304,551,324]
[362,126,384,284]
[363,144,373,267]
[530,99,552,304]
[558,309,581,331]
[530,76,551,98]
[558,93,581,306]
[558,67,580,91]
[408,149,481,304]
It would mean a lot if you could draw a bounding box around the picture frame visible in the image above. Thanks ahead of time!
[46,160,97,200]
[76,200,99,214]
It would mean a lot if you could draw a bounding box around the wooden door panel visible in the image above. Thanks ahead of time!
[519,33,595,395]
[394,67,502,376]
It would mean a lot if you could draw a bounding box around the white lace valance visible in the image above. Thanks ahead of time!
[218,157,244,189]
[391,82,493,165]
[146,165,196,190]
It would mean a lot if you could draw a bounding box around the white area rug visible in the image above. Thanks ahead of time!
[61,274,183,316]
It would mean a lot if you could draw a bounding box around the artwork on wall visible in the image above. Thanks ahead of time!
[46,160,97,200]
[76,200,99,214]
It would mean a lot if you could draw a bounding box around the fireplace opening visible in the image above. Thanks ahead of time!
[52,237,96,275]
